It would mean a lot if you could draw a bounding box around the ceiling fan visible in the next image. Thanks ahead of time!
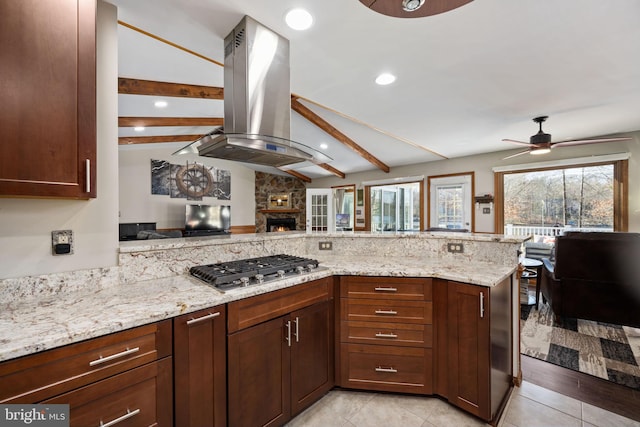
[502,116,632,160]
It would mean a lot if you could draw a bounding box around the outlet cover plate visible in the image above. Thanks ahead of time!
[52,230,74,255]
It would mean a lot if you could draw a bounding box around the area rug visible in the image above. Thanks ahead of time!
[520,302,640,391]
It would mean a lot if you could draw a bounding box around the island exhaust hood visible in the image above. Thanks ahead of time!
[174,16,331,168]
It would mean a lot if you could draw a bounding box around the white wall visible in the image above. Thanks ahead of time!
[0,1,120,280]
[308,133,640,233]
[118,146,256,228]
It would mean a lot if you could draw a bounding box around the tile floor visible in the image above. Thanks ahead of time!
[285,381,640,427]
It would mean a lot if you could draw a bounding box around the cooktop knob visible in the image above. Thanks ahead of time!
[296,266,304,274]
[276,270,285,278]
[240,277,250,287]
[255,274,264,284]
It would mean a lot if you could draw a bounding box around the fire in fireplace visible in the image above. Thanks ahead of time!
[266,217,296,232]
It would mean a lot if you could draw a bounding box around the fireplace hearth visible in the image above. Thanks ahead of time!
[267,217,296,232]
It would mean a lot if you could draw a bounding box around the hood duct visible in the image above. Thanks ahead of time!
[174,16,331,168]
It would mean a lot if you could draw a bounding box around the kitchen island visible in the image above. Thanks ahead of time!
[0,231,525,426]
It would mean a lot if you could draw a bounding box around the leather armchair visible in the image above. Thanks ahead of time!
[540,231,640,327]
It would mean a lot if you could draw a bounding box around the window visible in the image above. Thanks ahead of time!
[494,157,628,235]
[427,173,474,231]
[368,181,422,232]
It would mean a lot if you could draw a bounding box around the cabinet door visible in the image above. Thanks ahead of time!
[0,0,96,198]
[447,281,490,420]
[228,316,291,427]
[290,300,334,416]
[174,306,226,427]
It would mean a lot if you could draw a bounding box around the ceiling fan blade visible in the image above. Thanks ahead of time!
[502,149,530,160]
[502,138,531,147]
[552,137,632,148]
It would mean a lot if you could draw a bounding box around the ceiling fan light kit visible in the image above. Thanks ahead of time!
[402,0,425,12]
[359,0,474,18]
[501,115,632,160]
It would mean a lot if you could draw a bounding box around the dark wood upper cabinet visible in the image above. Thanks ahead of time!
[0,0,96,199]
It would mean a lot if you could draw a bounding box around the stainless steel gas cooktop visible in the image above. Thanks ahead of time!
[189,254,321,291]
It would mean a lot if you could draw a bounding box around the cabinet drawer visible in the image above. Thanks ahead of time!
[340,276,432,301]
[228,277,331,333]
[341,321,432,347]
[341,299,432,324]
[340,343,432,394]
[43,357,173,427]
[0,320,172,403]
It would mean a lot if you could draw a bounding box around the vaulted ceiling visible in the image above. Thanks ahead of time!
[111,0,640,181]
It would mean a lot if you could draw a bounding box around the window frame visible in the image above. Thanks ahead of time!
[494,159,628,233]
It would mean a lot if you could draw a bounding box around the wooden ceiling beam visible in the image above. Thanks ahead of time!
[318,163,346,179]
[291,97,390,173]
[119,117,223,127]
[118,134,203,145]
[280,169,312,183]
[118,78,223,99]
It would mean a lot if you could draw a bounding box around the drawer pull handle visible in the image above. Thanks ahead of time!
[89,347,140,366]
[100,409,140,427]
[374,287,398,292]
[375,309,398,315]
[375,332,398,339]
[375,366,398,373]
[187,311,221,325]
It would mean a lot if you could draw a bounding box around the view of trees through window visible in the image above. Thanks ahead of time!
[370,182,421,232]
[504,165,614,230]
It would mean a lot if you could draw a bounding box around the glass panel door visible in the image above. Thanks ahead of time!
[306,189,334,232]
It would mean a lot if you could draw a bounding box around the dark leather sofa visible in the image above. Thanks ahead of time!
[540,231,640,327]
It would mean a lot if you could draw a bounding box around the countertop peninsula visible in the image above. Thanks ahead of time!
[0,231,525,363]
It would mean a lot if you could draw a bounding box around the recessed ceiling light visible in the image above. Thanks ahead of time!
[402,0,425,12]
[320,143,328,150]
[375,73,396,85]
[285,9,313,30]
[154,100,168,108]
[134,126,145,132]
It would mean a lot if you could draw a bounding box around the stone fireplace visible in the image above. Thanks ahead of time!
[255,172,306,233]
[266,217,296,232]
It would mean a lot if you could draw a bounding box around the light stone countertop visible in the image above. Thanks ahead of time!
[0,256,516,363]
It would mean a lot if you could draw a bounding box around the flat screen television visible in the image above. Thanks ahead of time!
[185,205,231,236]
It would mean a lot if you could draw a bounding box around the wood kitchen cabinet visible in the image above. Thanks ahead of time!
[0,320,172,426]
[437,278,512,423]
[339,276,433,394]
[173,305,226,427]
[227,278,334,427]
[0,0,96,198]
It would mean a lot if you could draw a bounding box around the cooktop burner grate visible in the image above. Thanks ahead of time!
[189,254,320,290]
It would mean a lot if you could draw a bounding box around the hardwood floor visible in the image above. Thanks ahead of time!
[521,354,640,422]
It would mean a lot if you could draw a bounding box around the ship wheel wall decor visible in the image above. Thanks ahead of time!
[175,162,214,200]
[359,0,474,18]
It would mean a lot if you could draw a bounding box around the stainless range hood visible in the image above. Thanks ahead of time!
[174,16,331,168]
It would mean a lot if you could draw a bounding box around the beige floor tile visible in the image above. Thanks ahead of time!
[504,395,581,427]
[423,397,489,427]
[347,395,427,427]
[581,403,640,427]
[516,381,582,419]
